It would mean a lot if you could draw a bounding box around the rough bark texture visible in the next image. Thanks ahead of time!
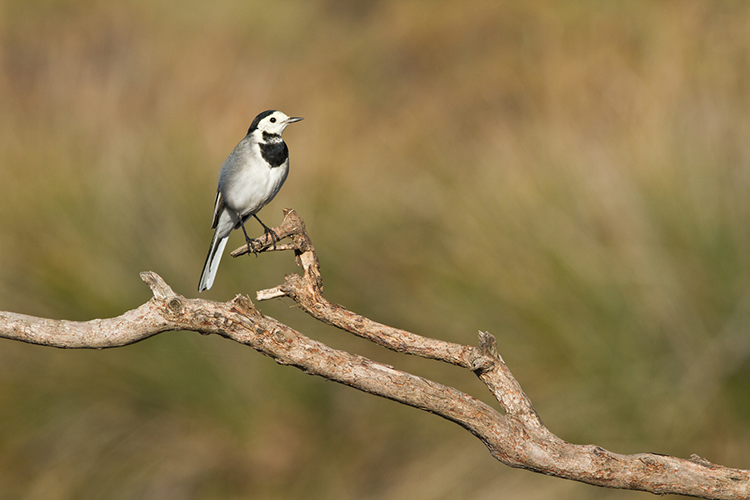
[1,209,748,499]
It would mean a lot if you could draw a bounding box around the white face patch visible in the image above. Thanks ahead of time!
[256,111,292,136]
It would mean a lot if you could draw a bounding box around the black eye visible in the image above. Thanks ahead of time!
[270,117,276,123]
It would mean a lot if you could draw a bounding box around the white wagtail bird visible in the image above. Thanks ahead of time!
[198,110,303,292]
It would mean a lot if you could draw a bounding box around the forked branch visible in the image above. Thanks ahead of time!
[0,209,747,499]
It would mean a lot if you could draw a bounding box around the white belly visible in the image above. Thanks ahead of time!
[226,162,287,215]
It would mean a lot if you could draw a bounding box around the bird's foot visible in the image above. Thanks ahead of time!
[244,236,261,256]
[238,215,261,257]
[254,215,279,250]
[262,226,280,250]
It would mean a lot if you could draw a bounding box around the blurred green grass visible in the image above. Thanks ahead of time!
[1,0,750,498]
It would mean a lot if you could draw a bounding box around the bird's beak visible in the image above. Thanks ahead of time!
[285,116,304,124]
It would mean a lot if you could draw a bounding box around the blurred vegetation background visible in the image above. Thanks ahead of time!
[1,0,749,498]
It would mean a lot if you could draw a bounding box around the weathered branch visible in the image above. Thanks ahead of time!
[1,209,748,499]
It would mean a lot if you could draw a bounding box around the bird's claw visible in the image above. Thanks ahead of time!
[262,226,279,250]
[244,237,260,256]
[254,215,279,251]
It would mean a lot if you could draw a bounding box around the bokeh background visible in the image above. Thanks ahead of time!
[1,1,749,498]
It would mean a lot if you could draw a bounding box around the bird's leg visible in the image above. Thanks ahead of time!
[237,213,259,255]
[254,214,279,250]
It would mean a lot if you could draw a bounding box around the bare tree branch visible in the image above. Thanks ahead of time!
[1,209,748,499]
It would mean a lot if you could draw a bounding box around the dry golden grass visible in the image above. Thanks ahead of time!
[1,1,749,498]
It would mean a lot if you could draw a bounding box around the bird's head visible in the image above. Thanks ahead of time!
[247,110,303,137]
